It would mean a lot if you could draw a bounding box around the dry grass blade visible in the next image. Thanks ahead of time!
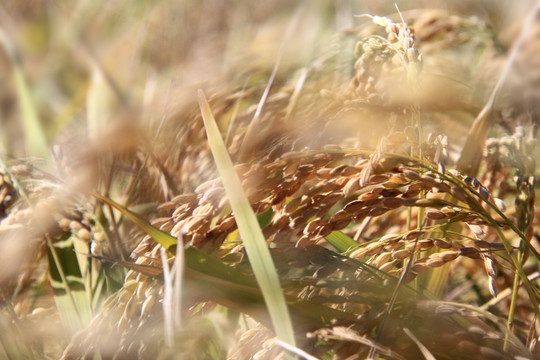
[198,90,296,347]
[403,328,436,360]
[317,327,407,360]
[240,4,303,157]
[160,247,174,347]
[275,339,320,360]
[159,239,184,347]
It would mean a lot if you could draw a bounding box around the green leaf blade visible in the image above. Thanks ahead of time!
[325,231,358,253]
[91,192,177,250]
[198,90,296,347]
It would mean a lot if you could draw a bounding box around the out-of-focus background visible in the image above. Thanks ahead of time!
[0,0,536,158]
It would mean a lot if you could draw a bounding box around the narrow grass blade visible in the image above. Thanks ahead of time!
[198,90,296,346]
[160,247,175,347]
[403,328,436,360]
[46,234,93,332]
[91,191,177,250]
[13,66,49,161]
[0,27,49,162]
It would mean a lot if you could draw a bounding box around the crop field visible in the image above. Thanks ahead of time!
[0,1,539,359]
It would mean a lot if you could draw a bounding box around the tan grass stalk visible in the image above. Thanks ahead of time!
[159,234,185,347]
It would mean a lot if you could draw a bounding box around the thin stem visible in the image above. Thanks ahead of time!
[505,267,521,351]
[45,235,83,328]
